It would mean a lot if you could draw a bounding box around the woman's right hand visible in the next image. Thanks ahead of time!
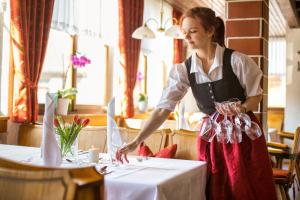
[115,140,140,164]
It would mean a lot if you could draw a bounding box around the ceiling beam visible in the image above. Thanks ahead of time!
[276,0,300,28]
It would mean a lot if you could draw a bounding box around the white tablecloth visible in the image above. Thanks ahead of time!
[0,144,207,200]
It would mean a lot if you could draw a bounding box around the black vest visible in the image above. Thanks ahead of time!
[185,48,246,115]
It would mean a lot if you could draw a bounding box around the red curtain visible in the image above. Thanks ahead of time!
[173,9,185,64]
[118,0,144,118]
[10,0,54,123]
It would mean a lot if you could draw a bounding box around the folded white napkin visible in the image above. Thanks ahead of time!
[178,102,190,130]
[107,97,123,159]
[41,93,62,166]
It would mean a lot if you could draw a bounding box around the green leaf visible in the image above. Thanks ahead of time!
[57,87,78,99]
[138,93,148,102]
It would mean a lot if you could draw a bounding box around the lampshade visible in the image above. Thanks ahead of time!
[132,0,183,40]
[132,25,155,39]
[165,25,184,39]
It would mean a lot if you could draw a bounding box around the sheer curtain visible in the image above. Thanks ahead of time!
[268,37,286,107]
[51,0,116,38]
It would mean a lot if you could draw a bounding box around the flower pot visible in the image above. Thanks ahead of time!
[138,101,148,113]
[57,98,69,115]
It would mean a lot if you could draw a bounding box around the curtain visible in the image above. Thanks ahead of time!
[269,37,286,75]
[10,0,55,123]
[51,0,103,37]
[118,0,144,118]
[173,9,185,64]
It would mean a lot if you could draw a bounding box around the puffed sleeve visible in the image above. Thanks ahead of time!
[231,52,263,97]
[156,63,190,111]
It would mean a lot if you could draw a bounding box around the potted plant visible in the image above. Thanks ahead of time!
[55,87,78,115]
[137,93,148,113]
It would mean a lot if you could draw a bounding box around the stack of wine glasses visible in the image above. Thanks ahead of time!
[199,99,262,143]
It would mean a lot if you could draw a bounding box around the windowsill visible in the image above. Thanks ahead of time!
[0,116,9,120]
[38,104,104,115]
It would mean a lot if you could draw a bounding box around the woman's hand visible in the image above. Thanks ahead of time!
[115,140,140,164]
[215,101,246,116]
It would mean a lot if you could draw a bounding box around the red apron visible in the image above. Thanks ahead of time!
[197,112,277,200]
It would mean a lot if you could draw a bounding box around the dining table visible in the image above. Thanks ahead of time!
[0,144,207,200]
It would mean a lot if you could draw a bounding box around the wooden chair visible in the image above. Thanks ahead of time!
[18,123,108,153]
[117,126,171,155]
[18,123,42,147]
[268,127,300,200]
[169,129,198,160]
[123,118,177,130]
[78,126,108,152]
[0,157,104,200]
[0,167,76,200]
[267,108,284,135]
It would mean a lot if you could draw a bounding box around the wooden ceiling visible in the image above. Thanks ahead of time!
[164,0,225,17]
[276,0,300,28]
[164,0,204,13]
[165,0,289,37]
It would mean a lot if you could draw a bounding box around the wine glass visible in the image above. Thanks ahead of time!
[199,117,215,142]
[199,112,220,142]
[109,127,128,166]
[229,123,243,144]
[245,121,262,140]
[218,113,233,143]
[234,113,251,131]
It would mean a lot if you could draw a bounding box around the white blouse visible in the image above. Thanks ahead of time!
[156,44,263,111]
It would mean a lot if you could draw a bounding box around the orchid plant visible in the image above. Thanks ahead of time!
[57,53,91,102]
[136,71,147,102]
[71,53,91,68]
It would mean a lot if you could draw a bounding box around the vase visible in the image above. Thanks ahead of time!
[58,135,78,161]
[57,98,69,115]
[138,101,148,113]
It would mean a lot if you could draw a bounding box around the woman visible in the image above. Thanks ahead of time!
[117,7,277,200]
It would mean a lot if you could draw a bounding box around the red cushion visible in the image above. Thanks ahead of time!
[138,143,177,158]
[154,144,177,158]
[138,142,154,157]
[272,168,289,178]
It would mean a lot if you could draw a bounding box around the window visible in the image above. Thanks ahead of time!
[38,0,118,113]
[268,37,286,108]
[38,29,72,104]
[76,36,108,105]
[138,0,174,109]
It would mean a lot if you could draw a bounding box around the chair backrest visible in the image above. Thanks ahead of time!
[78,126,107,152]
[18,123,42,147]
[0,167,75,200]
[288,127,300,173]
[121,127,171,155]
[18,123,108,152]
[169,129,198,160]
[267,108,284,132]
[124,118,177,130]
[0,156,103,200]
